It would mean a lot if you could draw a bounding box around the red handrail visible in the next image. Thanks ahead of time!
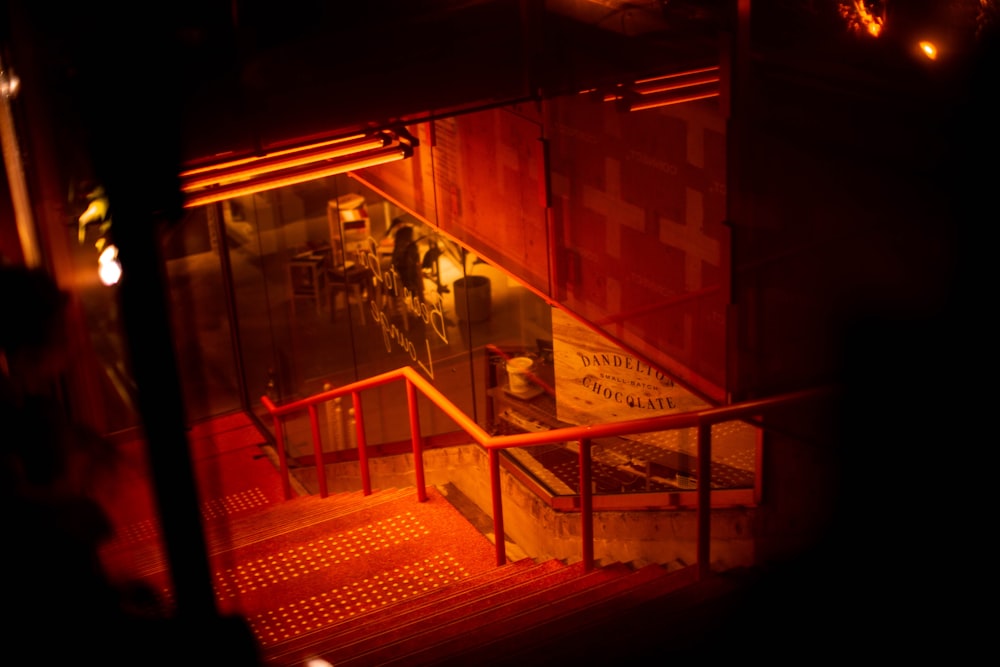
[261,366,832,575]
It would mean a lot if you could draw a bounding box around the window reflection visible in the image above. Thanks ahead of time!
[183,174,552,468]
[171,170,756,503]
[167,164,760,505]
[164,205,241,422]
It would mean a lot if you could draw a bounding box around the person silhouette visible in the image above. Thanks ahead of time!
[0,265,133,654]
[391,225,424,303]
[0,264,261,664]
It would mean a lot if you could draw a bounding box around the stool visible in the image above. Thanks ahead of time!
[328,263,371,324]
[288,253,328,317]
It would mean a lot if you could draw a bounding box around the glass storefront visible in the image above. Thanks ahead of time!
[163,97,751,503]
[170,172,553,464]
[163,205,242,423]
[168,168,757,502]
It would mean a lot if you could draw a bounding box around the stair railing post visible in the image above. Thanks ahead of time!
[308,404,328,498]
[406,377,427,502]
[352,390,372,495]
[696,420,712,580]
[579,437,594,571]
[489,446,506,567]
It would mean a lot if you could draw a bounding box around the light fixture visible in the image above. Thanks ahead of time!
[600,65,721,113]
[840,0,885,38]
[604,66,721,100]
[624,89,721,112]
[98,244,121,286]
[180,130,415,208]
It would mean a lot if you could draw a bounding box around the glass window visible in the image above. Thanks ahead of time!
[163,205,241,422]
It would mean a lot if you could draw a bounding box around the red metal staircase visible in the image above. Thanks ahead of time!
[101,482,736,666]
[253,489,701,667]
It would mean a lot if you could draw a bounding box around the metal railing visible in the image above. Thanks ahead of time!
[261,366,831,579]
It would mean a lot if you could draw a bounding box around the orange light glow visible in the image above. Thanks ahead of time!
[840,1,885,38]
[601,65,721,112]
[180,129,416,208]
[602,66,720,101]
[98,244,121,286]
[180,134,388,191]
[918,40,938,60]
[625,90,720,112]
[182,145,411,208]
[634,66,720,87]
[179,133,368,178]
[603,73,721,102]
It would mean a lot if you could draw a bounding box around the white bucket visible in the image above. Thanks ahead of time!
[506,356,534,394]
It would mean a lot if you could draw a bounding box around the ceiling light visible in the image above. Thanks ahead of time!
[180,135,389,190]
[599,65,722,113]
[623,89,721,112]
[180,130,415,208]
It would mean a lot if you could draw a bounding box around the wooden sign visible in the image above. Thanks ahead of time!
[552,308,708,426]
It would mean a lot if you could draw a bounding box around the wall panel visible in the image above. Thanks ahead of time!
[547,94,729,400]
